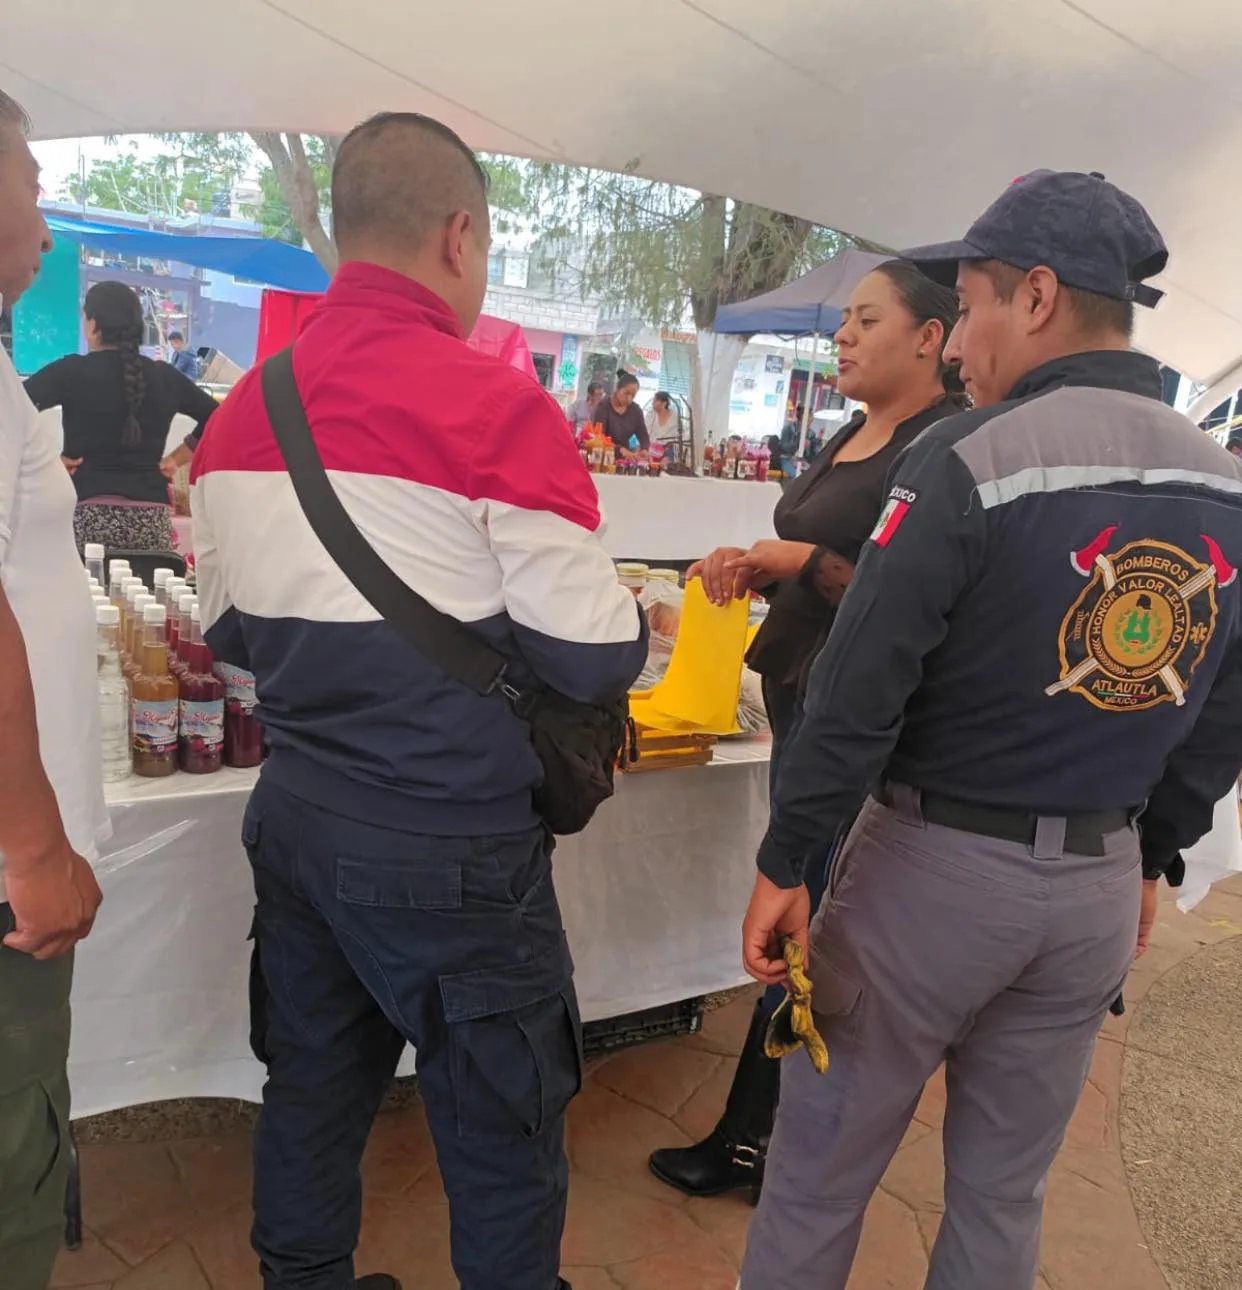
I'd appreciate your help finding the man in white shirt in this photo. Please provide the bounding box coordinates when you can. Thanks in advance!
[0,88,109,1290]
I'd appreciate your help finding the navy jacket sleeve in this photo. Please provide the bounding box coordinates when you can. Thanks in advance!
[756,432,987,888]
[1137,635,1242,885]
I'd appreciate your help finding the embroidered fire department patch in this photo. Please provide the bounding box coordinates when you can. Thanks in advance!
[1046,532,1233,712]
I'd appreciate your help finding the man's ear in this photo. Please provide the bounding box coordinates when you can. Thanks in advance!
[1023,266,1061,335]
[443,209,472,277]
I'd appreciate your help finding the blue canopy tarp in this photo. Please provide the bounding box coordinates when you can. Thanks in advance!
[46,216,330,294]
[713,248,890,336]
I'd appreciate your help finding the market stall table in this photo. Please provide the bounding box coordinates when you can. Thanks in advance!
[68,741,771,1118]
[594,475,780,562]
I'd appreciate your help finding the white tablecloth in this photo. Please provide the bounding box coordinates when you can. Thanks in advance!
[68,743,1240,1118]
[593,475,780,560]
[69,742,771,1118]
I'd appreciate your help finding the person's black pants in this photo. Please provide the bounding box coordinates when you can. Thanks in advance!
[243,778,579,1290]
[759,677,837,1019]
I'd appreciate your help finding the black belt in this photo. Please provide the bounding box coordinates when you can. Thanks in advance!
[879,784,1131,856]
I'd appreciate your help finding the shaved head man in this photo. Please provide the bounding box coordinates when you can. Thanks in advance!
[189,110,645,1290]
[331,111,492,335]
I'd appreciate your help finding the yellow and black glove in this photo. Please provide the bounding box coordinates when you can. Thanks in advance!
[763,937,829,1074]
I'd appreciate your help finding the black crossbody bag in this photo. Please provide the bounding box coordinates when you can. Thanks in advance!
[260,347,637,835]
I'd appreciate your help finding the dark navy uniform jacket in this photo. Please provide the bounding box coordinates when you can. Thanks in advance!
[758,350,1242,889]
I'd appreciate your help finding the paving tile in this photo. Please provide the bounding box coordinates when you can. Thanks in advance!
[168,1132,253,1215]
[355,1195,456,1290]
[1041,1157,1167,1290]
[881,1128,945,1216]
[561,1174,702,1267]
[911,1065,946,1130]
[182,1201,259,1289]
[684,1192,756,1267]
[669,1055,735,1144]
[51,1229,129,1287]
[79,1140,201,1266]
[561,1270,619,1290]
[682,993,759,1058]
[360,1104,439,1199]
[567,1082,692,1204]
[609,1223,740,1289]
[592,1037,723,1120]
[845,1189,929,1289]
[113,1240,211,1290]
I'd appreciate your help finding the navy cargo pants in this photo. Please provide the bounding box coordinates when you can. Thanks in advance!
[242,778,581,1290]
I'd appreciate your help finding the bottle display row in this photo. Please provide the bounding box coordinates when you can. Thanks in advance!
[86,545,264,782]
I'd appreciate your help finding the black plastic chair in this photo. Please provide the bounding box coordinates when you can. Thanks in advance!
[103,549,187,587]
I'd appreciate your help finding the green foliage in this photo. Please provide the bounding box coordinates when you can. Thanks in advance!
[517,163,857,332]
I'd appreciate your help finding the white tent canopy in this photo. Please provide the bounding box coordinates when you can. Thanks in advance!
[6,0,1242,394]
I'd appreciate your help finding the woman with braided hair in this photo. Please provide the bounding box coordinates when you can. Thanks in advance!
[24,280,219,553]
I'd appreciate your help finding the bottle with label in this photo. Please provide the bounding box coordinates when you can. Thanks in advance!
[131,604,179,778]
[125,594,155,679]
[95,604,132,783]
[84,543,107,587]
[216,660,265,768]
[179,605,224,774]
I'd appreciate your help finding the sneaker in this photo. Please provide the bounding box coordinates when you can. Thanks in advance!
[356,1277,402,1290]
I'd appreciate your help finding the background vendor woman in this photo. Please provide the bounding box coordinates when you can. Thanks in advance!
[649,260,966,1203]
[594,370,649,456]
[24,280,218,554]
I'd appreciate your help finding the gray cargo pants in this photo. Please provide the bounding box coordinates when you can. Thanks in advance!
[741,789,1141,1290]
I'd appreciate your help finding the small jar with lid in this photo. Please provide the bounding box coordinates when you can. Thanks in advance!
[616,562,649,595]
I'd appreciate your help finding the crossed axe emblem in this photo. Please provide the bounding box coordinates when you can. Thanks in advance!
[1045,529,1235,706]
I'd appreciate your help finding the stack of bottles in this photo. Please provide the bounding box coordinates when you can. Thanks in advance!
[702,438,772,482]
[85,550,265,781]
[575,423,667,477]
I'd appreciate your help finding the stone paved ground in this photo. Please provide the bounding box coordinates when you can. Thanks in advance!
[53,872,1242,1290]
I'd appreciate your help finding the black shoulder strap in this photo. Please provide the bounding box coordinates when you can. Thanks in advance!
[260,346,509,697]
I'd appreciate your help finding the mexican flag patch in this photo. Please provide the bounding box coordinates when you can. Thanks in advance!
[870,488,916,547]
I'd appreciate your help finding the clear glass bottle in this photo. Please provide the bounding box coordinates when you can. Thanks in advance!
[108,563,132,611]
[96,604,133,783]
[131,605,179,778]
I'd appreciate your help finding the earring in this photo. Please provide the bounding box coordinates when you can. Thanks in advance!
[917,350,926,359]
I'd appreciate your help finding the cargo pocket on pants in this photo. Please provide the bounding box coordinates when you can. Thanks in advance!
[246,917,271,1066]
[0,1080,67,1247]
[440,937,582,1138]
[806,954,864,1046]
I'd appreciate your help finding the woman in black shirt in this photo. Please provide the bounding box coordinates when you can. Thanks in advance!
[594,370,649,456]
[650,260,966,1203]
[24,280,218,554]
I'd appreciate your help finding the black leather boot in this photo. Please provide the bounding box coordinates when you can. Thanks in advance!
[648,999,781,1204]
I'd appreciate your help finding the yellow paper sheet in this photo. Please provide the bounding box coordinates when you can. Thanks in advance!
[631,580,750,735]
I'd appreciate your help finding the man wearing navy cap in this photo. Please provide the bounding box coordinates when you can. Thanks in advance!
[738,171,1242,1289]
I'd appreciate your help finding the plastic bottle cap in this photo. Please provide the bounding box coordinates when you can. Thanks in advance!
[190,603,202,623]
[126,584,145,606]
[91,590,110,602]
[108,559,131,574]
[132,594,156,616]
[143,604,168,625]
[84,543,105,559]
[96,604,120,626]
[152,568,174,588]
[178,593,196,612]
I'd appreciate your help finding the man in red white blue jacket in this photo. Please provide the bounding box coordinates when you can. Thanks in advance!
[190,113,646,1290]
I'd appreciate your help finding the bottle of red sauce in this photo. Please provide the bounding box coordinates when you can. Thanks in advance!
[215,658,265,768]
[178,604,225,774]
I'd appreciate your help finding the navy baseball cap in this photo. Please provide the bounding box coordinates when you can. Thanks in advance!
[902,170,1168,308]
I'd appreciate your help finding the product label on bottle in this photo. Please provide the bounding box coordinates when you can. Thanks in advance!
[214,663,258,711]
[180,699,225,750]
[132,700,178,753]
